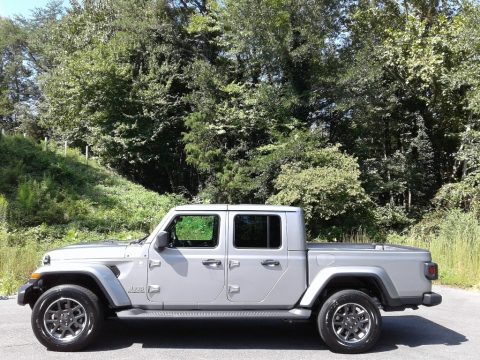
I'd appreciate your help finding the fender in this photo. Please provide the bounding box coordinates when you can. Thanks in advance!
[299,266,400,308]
[33,263,131,308]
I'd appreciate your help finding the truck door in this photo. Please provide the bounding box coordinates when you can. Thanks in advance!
[147,212,226,307]
[226,211,289,304]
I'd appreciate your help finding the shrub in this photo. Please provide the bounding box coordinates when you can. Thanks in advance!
[268,146,374,239]
[434,171,480,215]
[373,204,415,232]
[11,176,65,227]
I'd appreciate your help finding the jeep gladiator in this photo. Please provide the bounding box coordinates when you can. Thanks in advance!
[17,204,442,353]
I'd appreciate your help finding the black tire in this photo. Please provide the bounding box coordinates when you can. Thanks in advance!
[31,285,104,351]
[317,289,382,354]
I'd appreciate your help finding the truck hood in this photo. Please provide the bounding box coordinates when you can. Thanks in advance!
[46,240,131,261]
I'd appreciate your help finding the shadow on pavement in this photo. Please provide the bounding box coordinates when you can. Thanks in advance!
[86,315,467,352]
[373,315,467,352]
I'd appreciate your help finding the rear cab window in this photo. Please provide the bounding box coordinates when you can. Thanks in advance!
[234,214,281,248]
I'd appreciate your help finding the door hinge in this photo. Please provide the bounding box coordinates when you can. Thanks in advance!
[147,285,161,294]
[149,259,161,270]
[229,260,240,269]
[228,285,240,293]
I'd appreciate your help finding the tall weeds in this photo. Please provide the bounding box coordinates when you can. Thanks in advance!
[388,210,480,288]
[330,209,480,288]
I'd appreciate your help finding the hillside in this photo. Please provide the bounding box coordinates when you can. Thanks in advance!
[0,135,184,294]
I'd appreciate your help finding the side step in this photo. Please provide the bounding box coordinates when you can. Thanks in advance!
[116,308,311,320]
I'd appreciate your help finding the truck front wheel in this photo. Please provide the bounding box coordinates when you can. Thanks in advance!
[31,284,104,351]
[317,289,382,353]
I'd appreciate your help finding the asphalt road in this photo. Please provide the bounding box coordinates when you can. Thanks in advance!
[0,285,478,360]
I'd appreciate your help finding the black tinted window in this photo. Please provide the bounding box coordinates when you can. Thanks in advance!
[234,215,281,248]
[168,215,219,248]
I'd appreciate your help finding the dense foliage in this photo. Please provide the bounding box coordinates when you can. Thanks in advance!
[1,0,480,240]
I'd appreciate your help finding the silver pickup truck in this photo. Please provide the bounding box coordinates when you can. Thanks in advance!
[17,204,441,353]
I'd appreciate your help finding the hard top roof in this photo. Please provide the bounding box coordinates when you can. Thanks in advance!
[174,204,301,212]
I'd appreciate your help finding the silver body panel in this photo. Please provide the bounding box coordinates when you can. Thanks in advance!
[33,205,435,314]
[33,263,132,307]
[304,243,432,305]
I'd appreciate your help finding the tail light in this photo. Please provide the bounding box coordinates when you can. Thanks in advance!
[424,262,438,280]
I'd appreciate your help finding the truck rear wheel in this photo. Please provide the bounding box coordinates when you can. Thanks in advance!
[317,289,381,353]
[31,284,104,351]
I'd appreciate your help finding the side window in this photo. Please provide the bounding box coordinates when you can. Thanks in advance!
[234,215,281,249]
[167,215,219,248]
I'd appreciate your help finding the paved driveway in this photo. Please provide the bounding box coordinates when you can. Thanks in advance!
[0,286,478,360]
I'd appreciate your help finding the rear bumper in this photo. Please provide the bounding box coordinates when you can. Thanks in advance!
[385,291,442,311]
[422,292,442,307]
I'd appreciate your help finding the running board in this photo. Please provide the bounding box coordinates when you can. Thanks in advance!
[116,308,311,320]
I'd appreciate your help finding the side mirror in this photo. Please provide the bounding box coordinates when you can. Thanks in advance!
[154,231,169,251]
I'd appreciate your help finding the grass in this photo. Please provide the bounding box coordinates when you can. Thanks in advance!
[0,240,41,295]
[337,209,480,289]
[0,135,185,294]
[387,210,480,289]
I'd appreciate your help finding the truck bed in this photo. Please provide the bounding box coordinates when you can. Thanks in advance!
[306,242,432,298]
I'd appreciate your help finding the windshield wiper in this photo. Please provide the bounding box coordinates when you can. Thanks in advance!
[130,234,149,245]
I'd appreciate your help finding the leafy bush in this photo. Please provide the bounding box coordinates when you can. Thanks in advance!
[373,204,415,232]
[268,145,374,239]
[434,171,480,214]
[12,176,66,226]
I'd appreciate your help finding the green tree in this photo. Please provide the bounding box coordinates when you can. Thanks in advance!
[184,0,342,201]
[40,0,197,192]
[0,1,64,136]
[3,0,480,240]
[332,1,466,221]
[0,17,34,129]
[268,145,373,239]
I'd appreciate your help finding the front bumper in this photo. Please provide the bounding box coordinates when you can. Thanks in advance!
[422,292,442,307]
[17,281,34,306]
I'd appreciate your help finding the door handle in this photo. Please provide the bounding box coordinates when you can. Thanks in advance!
[261,259,280,267]
[202,259,222,267]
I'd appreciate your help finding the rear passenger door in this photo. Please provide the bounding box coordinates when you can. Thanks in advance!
[226,211,288,304]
